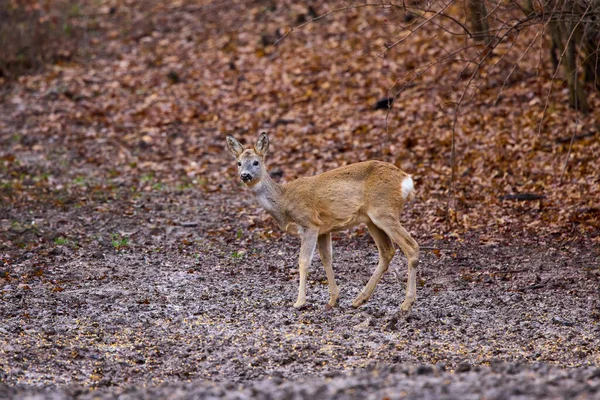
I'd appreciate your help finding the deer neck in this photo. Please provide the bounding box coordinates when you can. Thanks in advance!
[250,174,286,226]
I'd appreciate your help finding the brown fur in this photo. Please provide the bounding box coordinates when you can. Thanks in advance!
[282,161,410,233]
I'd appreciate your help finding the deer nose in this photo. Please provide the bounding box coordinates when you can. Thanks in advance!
[241,173,252,182]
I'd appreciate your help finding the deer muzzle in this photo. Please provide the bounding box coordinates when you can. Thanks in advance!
[241,173,253,183]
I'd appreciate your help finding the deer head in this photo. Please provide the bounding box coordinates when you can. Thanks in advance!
[226,132,270,187]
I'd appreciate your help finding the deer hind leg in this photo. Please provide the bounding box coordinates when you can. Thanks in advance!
[368,213,419,314]
[318,233,339,308]
[294,229,318,309]
[351,221,396,308]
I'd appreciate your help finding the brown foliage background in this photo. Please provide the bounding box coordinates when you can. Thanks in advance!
[1,0,599,245]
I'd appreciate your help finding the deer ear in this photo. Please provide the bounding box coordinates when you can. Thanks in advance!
[226,135,244,157]
[254,132,269,156]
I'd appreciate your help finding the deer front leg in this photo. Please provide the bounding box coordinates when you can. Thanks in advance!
[294,229,318,309]
[318,233,339,308]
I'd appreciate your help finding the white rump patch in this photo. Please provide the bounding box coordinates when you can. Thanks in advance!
[401,176,414,199]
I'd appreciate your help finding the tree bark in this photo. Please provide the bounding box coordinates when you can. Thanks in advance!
[549,19,590,113]
[563,22,590,113]
[466,0,490,44]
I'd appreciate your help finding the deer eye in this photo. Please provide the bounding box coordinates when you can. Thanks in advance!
[237,161,241,166]
[253,161,259,166]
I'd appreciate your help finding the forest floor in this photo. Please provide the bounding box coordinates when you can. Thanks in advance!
[1,0,600,398]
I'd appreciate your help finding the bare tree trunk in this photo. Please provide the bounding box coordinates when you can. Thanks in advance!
[549,20,562,70]
[582,34,600,89]
[549,18,591,113]
[564,22,590,113]
[466,0,490,44]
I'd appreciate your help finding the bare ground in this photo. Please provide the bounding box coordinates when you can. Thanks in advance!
[1,188,599,399]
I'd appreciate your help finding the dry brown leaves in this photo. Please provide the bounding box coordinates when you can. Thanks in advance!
[0,0,598,244]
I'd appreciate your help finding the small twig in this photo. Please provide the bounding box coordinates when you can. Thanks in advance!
[447,51,486,217]
[445,15,525,217]
[468,30,523,105]
[275,0,466,53]
[396,2,473,37]
[469,15,540,104]
[555,130,597,143]
[594,35,600,88]
[275,2,405,46]
[275,4,368,46]
[408,12,468,37]
[375,0,455,58]
[518,282,546,291]
[492,29,541,105]
[500,193,546,201]
[382,44,479,137]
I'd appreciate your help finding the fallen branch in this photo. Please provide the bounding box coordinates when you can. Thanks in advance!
[499,193,546,201]
[555,130,597,143]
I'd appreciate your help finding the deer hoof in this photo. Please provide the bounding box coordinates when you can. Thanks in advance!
[399,300,414,319]
[400,299,414,313]
[398,308,411,320]
[293,300,307,309]
[351,296,367,308]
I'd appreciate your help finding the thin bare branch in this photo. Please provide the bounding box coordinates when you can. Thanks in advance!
[275,1,455,46]
[398,4,473,37]
[382,43,481,137]
[375,0,456,58]
[275,3,375,46]
[492,29,542,105]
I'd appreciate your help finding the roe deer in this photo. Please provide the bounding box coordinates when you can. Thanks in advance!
[226,132,419,315]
